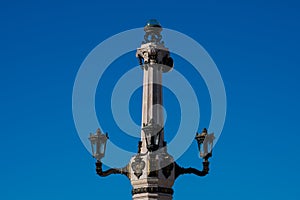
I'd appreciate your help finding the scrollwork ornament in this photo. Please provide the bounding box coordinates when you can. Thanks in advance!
[131,155,145,179]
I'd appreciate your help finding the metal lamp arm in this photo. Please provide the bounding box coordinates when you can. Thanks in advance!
[174,160,210,179]
[96,161,129,178]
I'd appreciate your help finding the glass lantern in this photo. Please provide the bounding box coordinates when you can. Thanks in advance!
[89,128,108,161]
[142,119,163,152]
[195,128,215,158]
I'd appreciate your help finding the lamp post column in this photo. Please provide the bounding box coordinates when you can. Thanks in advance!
[140,57,164,153]
[129,19,175,200]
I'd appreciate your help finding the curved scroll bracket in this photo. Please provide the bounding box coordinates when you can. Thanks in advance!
[174,161,210,179]
[96,161,129,179]
[174,152,212,179]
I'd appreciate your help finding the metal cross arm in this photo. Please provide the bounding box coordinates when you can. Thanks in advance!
[95,161,129,178]
[174,155,211,179]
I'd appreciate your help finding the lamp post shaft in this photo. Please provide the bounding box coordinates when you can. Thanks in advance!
[140,52,164,153]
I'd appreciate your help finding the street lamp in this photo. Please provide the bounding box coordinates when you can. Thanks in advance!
[87,20,217,199]
[88,128,108,161]
[142,119,163,152]
[174,127,215,179]
[89,128,128,177]
[195,128,215,160]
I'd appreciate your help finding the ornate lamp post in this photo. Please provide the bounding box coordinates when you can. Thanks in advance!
[89,19,215,199]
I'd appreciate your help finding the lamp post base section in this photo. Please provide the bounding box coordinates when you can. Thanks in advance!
[129,151,175,200]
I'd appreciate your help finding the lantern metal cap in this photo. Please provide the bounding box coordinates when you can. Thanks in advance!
[145,19,162,28]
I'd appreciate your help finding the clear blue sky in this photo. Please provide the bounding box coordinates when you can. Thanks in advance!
[1,0,299,199]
